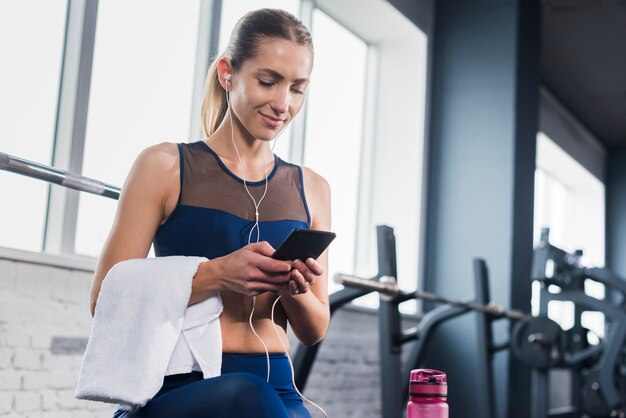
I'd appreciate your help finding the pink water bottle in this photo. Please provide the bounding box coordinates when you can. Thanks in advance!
[407,369,448,418]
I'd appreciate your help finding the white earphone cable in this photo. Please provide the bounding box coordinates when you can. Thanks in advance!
[271,296,329,417]
[226,77,327,417]
[226,86,271,381]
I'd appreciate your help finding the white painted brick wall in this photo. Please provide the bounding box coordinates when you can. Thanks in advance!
[0,258,115,418]
[0,256,398,418]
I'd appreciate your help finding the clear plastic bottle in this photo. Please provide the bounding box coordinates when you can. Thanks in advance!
[407,369,448,418]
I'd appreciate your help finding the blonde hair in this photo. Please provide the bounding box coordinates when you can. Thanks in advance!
[200,8,313,138]
[201,59,228,138]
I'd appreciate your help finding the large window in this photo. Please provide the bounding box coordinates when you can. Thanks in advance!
[75,0,201,257]
[0,0,67,252]
[303,9,368,293]
[1,1,430,315]
[533,132,605,337]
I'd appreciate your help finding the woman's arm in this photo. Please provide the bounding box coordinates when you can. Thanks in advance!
[279,167,332,346]
[89,142,180,317]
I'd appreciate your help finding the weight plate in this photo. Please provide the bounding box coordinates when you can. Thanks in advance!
[512,316,565,369]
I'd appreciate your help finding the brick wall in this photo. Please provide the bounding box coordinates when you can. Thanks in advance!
[300,307,385,418]
[0,257,112,418]
[0,255,402,418]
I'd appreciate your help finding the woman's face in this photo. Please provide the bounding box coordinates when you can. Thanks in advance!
[227,38,313,142]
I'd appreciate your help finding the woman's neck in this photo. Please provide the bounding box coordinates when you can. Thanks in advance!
[204,120,276,183]
[207,118,274,164]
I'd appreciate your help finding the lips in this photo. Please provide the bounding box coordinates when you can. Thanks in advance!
[259,112,285,128]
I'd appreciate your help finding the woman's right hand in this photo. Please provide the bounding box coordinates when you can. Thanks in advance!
[214,241,293,296]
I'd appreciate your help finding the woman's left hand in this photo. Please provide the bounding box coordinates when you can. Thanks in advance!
[285,258,324,296]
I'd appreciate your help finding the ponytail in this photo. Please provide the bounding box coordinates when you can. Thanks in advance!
[200,57,228,138]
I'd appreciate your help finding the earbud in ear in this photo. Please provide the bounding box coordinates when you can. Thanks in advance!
[224,73,232,91]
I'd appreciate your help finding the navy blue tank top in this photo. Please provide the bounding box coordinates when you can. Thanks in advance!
[153,140,311,259]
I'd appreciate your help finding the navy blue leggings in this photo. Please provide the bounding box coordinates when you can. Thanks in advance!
[112,353,312,418]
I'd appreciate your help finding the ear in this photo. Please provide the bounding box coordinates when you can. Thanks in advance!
[217,57,233,91]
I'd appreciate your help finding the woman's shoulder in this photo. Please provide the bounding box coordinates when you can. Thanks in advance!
[138,141,180,164]
[125,141,182,198]
[128,141,182,179]
[301,166,329,191]
[301,166,330,207]
[300,166,330,229]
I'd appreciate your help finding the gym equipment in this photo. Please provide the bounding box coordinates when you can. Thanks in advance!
[294,225,626,418]
[293,225,514,418]
[529,229,626,418]
[0,151,120,198]
[511,316,565,369]
[334,273,525,320]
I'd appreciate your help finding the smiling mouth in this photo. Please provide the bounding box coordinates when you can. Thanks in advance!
[259,112,285,128]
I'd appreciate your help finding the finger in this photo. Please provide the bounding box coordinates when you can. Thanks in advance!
[276,281,296,296]
[291,269,310,293]
[247,241,275,257]
[304,258,324,275]
[289,280,299,295]
[250,269,292,284]
[253,253,292,273]
[292,260,317,285]
[292,259,307,273]
[301,269,317,286]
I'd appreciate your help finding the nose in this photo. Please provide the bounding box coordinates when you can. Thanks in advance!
[270,86,289,115]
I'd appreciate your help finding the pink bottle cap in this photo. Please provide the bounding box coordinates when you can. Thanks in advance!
[409,369,447,397]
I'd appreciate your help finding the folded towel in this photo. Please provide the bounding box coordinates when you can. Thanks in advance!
[74,256,223,410]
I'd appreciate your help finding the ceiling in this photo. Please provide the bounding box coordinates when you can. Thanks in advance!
[542,0,626,151]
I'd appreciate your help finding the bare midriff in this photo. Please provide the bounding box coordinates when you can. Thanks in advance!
[219,290,290,353]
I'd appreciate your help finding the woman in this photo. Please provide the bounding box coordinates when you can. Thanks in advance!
[89,8,331,418]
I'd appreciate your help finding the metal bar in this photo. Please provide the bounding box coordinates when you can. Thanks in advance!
[334,273,527,320]
[546,406,577,417]
[0,152,120,200]
[531,369,549,418]
[380,297,402,418]
[584,267,626,295]
[473,259,497,418]
[377,225,401,418]
[491,341,510,352]
[377,225,397,278]
[328,284,373,313]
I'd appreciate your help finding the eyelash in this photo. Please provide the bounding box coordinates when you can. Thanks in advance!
[258,80,304,95]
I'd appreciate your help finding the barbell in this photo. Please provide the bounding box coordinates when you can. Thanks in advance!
[334,273,571,369]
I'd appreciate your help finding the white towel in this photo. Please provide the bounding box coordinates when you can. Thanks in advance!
[74,256,223,410]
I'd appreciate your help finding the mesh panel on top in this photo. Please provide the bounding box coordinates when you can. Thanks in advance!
[179,141,310,224]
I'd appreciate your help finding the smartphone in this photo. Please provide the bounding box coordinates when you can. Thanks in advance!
[271,229,336,261]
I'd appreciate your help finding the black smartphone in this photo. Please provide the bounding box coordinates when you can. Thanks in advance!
[271,229,336,261]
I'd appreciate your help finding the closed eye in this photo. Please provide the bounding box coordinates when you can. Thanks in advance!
[259,78,305,95]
